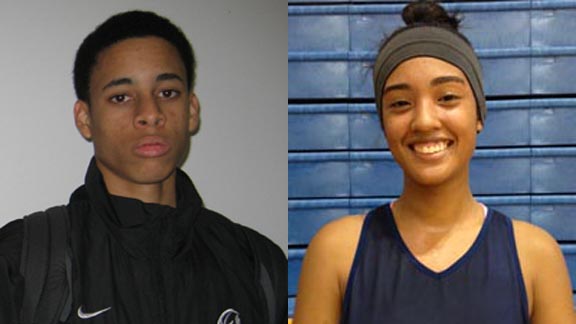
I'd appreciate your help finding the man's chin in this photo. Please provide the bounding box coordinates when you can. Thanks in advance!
[131,165,178,185]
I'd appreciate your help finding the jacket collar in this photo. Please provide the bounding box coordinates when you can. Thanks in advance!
[70,157,204,258]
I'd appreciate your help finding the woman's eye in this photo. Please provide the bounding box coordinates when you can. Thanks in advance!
[389,100,410,109]
[439,94,460,103]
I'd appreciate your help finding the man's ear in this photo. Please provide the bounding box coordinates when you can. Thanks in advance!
[74,100,93,141]
[188,93,201,135]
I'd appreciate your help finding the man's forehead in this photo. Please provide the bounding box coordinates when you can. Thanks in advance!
[92,38,184,79]
[100,73,185,92]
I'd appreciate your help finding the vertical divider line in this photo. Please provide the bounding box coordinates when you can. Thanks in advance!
[346,3,353,212]
[528,0,534,224]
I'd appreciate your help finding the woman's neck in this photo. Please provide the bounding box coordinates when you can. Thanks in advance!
[394,175,480,228]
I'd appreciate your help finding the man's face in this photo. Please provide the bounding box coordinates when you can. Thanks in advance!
[74,36,199,192]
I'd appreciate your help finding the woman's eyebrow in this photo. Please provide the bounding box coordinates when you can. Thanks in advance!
[430,75,465,87]
[383,83,410,95]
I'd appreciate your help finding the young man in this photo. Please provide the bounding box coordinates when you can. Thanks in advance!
[0,11,286,324]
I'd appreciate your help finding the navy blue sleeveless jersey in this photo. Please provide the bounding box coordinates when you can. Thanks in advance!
[341,204,529,324]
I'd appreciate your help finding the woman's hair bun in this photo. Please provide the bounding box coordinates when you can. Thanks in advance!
[402,0,460,30]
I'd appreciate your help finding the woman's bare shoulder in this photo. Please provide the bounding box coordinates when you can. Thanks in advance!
[305,214,366,273]
[512,219,561,255]
[311,214,366,249]
[511,219,565,277]
[512,219,575,322]
[293,214,367,323]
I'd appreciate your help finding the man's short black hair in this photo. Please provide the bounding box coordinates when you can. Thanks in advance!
[73,10,196,102]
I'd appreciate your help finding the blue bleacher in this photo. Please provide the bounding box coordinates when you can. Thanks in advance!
[288,0,576,317]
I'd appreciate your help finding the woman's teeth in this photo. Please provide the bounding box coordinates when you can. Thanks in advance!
[413,141,448,154]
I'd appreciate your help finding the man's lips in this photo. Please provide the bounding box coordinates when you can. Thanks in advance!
[134,136,170,158]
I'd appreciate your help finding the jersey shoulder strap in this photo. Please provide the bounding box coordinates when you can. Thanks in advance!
[20,206,73,324]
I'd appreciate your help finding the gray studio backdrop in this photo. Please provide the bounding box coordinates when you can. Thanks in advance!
[0,0,287,253]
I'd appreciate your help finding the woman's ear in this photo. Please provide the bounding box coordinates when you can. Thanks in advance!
[380,114,387,137]
[476,120,483,134]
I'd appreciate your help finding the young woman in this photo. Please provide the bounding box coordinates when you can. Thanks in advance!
[293,1,575,323]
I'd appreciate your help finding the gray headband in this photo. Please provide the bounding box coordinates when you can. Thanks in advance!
[373,26,486,124]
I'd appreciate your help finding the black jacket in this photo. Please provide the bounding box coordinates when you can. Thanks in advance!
[0,160,287,323]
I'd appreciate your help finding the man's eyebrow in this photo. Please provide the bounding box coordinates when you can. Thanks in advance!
[156,73,184,83]
[101,73,184,91]
[102,78,132,91]
[383,83,410,95]
[430,76,465,87]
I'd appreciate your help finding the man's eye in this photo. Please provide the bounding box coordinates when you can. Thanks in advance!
[110,94,129,104]
[159,89,180,99]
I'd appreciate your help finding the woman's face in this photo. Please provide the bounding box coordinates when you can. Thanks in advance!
[380,57,483,188]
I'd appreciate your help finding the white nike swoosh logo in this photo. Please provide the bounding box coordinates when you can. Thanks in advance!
[77,305,112,319]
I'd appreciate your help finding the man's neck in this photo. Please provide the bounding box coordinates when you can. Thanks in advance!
[97,162,178,207]
[106,181,177,207]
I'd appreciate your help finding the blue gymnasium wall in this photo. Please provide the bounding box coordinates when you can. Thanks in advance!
[288,0,576,315]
